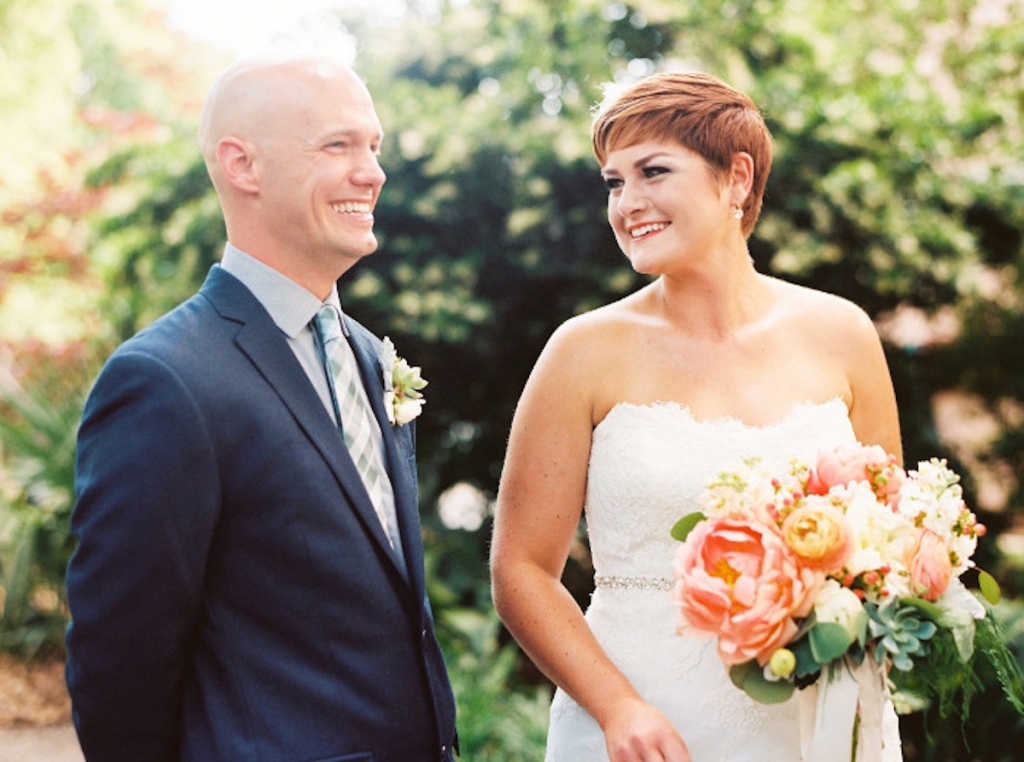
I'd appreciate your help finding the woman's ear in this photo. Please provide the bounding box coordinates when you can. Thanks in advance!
[729,151,755,206]
[217,137,260,194]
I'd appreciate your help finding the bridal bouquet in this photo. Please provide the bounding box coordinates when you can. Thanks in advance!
[670,443,1023,722]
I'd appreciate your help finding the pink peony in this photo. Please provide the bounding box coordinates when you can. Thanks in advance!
[905,528,953,602]
[781,503,854,574]
[673,518,823,666]
[807,443,905,508]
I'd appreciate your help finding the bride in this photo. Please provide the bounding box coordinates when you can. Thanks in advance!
[490,71,904,761]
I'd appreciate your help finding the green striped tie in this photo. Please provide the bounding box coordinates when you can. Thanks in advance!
[315,305,393,547]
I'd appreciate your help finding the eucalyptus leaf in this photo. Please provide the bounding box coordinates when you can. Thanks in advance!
[671,512,705,542]
[791,636,822,678]
[729,661,796,704]
[901,597,944,622]
[979,569,1001,605]
[809,622,853,664]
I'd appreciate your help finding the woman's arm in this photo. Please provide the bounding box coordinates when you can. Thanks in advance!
[490,320,690,762]
[841,304,903,464]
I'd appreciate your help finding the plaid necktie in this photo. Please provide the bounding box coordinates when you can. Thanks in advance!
[314,305,396,548]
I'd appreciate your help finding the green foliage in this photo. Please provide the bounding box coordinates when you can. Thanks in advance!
[670,511,703,541]
[0,0,82,202]
[424,520,550,758]
[86,137,225,340]
[809,621,855,664]
[898,601,1024,762]
[437,607,551,760]
[0,356,94,656]
[729,659,795,704]
[980,568,1002,605]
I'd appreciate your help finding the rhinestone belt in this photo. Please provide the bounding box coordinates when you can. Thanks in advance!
[594,575,675,591]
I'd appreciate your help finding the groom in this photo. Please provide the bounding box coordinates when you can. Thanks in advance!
[64,55,457,761]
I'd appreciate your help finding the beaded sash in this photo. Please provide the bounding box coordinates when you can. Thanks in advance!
[593,575,675,592]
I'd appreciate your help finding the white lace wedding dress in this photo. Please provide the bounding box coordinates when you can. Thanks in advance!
[545,398,903,762]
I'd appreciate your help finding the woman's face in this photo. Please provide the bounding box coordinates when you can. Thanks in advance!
[600,139,736,276]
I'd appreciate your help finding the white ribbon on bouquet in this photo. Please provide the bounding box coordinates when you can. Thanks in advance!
[797,656,887,762]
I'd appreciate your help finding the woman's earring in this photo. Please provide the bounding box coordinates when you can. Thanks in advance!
[732,206,744,220]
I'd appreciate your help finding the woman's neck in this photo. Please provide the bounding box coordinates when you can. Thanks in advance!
[649,254,772,341]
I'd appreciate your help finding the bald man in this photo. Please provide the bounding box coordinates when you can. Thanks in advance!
[65,56,458,762]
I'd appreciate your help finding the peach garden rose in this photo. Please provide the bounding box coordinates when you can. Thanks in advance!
[781,499,854,574]
[807,443,904,508]
[672,517,822,666]
[905,528,954,602]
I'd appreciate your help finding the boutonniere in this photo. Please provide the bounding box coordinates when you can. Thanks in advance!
[380,337,427,426]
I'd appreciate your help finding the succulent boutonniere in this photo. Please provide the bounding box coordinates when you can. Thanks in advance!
[380,337,427,426]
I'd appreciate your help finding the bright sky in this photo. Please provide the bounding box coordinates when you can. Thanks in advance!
[163,0,410,59]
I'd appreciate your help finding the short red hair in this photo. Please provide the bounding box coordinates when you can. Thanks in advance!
[591,71,773,237]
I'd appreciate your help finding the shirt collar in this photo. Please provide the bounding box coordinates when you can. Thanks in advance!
[220,243,340,338]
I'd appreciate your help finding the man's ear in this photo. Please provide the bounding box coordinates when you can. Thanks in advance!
[729,151,755,205]
[217,137,259,194]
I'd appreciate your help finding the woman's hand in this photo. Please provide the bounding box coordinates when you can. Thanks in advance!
[602,697,693,762]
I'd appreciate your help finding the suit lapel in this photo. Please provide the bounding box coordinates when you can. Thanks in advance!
[200,268,408,581]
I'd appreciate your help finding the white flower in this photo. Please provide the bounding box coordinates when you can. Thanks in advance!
[897,458,977,575]
[700,457,800,523]
[392,394,425,426]
[897,459,963,528]
[935,578,987,662]
[380,336,427,426]
[836,481,915,577]
[813,579,866,645]
[950,534,979,575]
[380,337,398,388]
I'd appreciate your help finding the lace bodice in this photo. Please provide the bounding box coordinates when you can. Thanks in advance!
[546,398,902,762]
[585,398,856,581]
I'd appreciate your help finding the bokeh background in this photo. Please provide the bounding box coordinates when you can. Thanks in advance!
[1,0,1023,759]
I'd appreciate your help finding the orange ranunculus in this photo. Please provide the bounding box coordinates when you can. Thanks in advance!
[781,502,854,575]
[905,528,953,602]
[672,518,823,666]
[807,443,905,508]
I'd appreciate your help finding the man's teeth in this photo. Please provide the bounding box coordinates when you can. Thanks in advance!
[630,222,667,238]
[331,202,372,214]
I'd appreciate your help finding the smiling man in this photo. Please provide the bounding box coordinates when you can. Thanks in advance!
[65,56,457,762]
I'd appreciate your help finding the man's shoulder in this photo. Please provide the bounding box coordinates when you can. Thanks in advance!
[118,268,264,355]
[120,292,221,353]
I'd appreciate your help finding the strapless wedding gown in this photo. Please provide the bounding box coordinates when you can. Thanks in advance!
[545,398,902,762]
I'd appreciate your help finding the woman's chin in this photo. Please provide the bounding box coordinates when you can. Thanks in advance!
[627,256,666,276]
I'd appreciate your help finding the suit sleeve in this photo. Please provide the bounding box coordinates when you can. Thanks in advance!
[66,349,220,762]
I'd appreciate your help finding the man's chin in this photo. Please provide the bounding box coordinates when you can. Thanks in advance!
[341,237,380,261]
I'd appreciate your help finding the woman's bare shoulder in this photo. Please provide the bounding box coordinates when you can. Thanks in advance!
[769,277,876,340]
[544,287,655,354]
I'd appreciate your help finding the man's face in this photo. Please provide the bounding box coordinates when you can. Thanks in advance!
[257,64,387,281]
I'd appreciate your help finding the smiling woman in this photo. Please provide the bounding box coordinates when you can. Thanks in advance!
[490,70,906,762]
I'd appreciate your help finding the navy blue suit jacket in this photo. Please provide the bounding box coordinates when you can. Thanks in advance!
[65,266,457,762]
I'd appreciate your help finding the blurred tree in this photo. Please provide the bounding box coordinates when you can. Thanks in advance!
[339,0,1024,567]
[339,2,1024,756]
[0,0,225,343]
[0,0,226,655]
